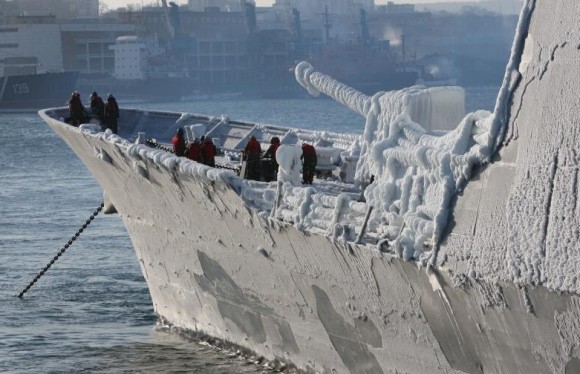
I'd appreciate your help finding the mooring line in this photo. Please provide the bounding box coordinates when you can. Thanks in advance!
[17,202,105,299]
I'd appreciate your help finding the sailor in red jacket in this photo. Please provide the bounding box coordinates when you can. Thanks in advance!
[244,135,262,180]
[186,138,202,162]
[68,91,86,126]
[172,128,186,157]
[301,143,317,184]
[104,94,120,134]
[201,136,217,167]
[89,91,105,122]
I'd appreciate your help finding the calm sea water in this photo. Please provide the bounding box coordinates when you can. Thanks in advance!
[0,89,498,373]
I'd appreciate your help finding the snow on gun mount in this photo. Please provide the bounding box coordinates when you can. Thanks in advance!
[296,61,495,264]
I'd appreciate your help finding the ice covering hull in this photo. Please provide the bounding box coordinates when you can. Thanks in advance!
[438,0,580,296]
[37,109,580,373]
[37,0,580,372]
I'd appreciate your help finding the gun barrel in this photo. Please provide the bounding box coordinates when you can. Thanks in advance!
[295,61,371,118]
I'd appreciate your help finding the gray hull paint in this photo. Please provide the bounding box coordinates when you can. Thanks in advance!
[0,71,78,110]
[39,115,580,373]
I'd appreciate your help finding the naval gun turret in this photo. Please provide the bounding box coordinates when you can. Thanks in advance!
[295,60,494,264]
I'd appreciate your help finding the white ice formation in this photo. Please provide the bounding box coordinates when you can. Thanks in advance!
[287,0,542,268]
[276,145,303,185]
[295,59,505,264]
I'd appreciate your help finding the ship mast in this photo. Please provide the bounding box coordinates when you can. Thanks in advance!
[323,5,331,43]
[292,8,303,59]
[160,0,175,39]
[360,8,370,48]
[401,33,406,65]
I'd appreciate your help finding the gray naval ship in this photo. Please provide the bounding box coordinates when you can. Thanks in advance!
[38,0,580,372]
[0,71,78,111]
[0,60,77,111]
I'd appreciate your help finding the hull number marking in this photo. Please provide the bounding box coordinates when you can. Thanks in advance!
[12,83,30,95]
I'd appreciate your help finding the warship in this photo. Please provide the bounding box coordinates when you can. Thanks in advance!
[38,0,580,372]
[0,70,78,111]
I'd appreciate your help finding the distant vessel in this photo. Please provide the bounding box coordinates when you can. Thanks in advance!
[79,73,195,103]
[0,57,77,111]
[38,1,580,372]
[307,42,418,95]
[282,6,418,97]
[78,35,195,102]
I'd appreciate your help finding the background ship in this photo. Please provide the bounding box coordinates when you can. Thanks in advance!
[0,57,77,111]
[307,42,418,95]
[267,6,419,97]
[76,31,196,102]
[78,73,195,103]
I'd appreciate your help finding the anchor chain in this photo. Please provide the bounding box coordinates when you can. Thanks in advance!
[214,163,241,174]
[17,202,105,299]
[146,138,172,152]
[146,138,240,174]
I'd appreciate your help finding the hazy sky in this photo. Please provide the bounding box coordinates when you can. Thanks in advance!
[102,0,480,9]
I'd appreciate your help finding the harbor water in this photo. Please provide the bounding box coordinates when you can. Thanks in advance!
[0,89,497,373]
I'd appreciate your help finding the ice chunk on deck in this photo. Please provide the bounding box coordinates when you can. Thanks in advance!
[276,145,302,185]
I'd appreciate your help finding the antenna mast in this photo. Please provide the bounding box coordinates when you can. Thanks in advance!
[324,5,331,42]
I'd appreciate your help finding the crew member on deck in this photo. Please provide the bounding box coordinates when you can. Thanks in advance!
[68,91,86,126]
[262,136,280,181]
[301,143,317,185]
[201,137,217,167]
[244,135,261,180]
[104,94,119,134]
[186,138,202,162]
[172,128,186,157]
[89,92,105,122]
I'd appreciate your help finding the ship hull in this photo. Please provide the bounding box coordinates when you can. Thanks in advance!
[0,72,78,111]
[37,109,580,373]
[37,0,580,371]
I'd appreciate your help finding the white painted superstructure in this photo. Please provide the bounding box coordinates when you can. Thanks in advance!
[111,36,164,80]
